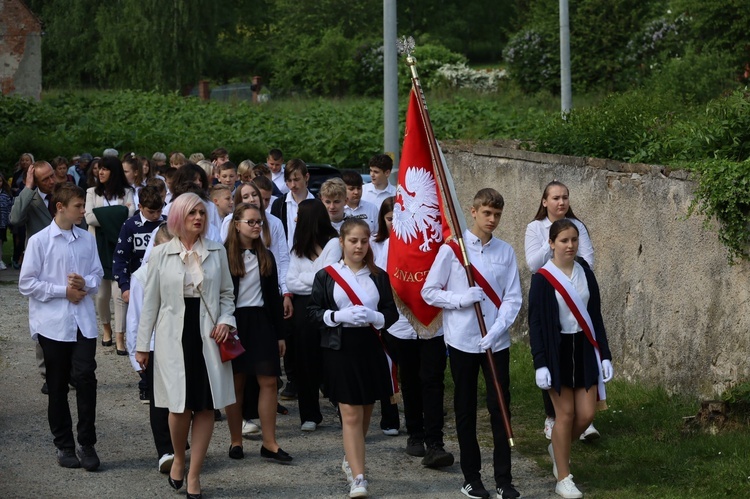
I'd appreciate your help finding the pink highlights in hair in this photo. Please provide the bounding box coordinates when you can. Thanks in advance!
[167,192,208,239]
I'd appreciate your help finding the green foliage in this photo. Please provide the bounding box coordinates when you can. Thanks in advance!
[686,159,750,263]
[503,28,559,94]
[398,44,467,94]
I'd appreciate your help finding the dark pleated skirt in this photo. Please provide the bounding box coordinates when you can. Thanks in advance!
[322,326,393,405]
[558,331,586,389]
[232,306,281,377]
[182,298,214,411]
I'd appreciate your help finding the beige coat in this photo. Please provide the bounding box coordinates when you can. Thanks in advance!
[136,236,237,412]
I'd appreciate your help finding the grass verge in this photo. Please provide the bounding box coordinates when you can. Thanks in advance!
[446,342,750,498]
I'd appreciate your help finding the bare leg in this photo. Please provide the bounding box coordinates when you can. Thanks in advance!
[340,403,371,478]
[572,387,597,438]
[258,374,279,450]
[102,323,113,344]
[549,387,575,480]
[186,409,214,495]
[168,411,192,481]
[226,373,246,448]
[115,331,126,351]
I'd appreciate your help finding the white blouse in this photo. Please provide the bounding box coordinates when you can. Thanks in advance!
[554,261,590,334]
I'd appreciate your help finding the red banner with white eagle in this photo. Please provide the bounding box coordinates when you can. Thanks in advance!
[387,89,453,336]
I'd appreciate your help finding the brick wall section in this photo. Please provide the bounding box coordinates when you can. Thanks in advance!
[0,0,42,99]
[438,140,750,398]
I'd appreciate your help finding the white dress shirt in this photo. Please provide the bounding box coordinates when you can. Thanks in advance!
[236,250,264,308]
[286,238,341,295]
[126,265,154,372]
[421,230,522,353]
[271,168,289,194]
[283,190,315,250]
[555,261,590,334]
[344,200,379,234]
[361,182,396,211]
[524,217,594,273]
[19,221,104,341]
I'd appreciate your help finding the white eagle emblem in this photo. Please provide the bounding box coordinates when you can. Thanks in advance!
[392,167,443,252]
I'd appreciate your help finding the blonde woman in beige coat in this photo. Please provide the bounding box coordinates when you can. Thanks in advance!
[136,193,236,499]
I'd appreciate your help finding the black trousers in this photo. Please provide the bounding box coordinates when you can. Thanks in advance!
[384,332,447,446]
[38,331,97,450]
[448,346,512,488]
[282,315,295,384]
[145,351,173,458]
[292,295,322,424]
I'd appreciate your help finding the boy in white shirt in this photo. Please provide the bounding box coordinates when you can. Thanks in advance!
[19,183,104,471]
[319,177,347,233]
[421,188,522,499]
[270,159,315,250]
[361,154,396,210]
[210,184,234,219]
[341,170,379,234]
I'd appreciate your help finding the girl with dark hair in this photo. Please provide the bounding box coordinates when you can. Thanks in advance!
[223,203,292,463]
[528,219,613,499]
[307,218,399,498]
[285,199,340,433]
[86,158,100,189]
[140,156,155,183]
[85,155,135,352]
[369,196,394,259]
[10,153,34,268]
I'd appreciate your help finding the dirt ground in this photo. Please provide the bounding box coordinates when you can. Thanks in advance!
[0,274,556,498]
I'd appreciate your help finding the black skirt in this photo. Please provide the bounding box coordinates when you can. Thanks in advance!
[322,326,393,405]
[182,298,214,411]
[557,331,586,389]
[232,306,281,377]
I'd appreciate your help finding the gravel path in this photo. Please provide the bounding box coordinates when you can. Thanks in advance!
[0,275,556,498]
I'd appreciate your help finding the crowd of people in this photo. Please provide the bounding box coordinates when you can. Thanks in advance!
[7,145,614,499]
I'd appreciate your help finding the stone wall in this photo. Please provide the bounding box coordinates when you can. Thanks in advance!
[441,141,750,398]
[0,0,42,100]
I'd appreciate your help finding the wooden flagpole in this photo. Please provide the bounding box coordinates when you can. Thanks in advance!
[404,54,515,447]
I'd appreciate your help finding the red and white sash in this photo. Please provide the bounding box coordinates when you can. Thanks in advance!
[447,239,503,309]
[537,261,606,406]
[324,264,400,396]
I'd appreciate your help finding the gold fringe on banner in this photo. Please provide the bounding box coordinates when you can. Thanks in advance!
[391,291,443,339]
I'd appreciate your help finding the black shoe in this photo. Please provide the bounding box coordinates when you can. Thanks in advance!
[41,382,49,395]
[76,444,100,471]
[56,447,81,468]
[228,445,244,459]
[406,436,426,457]
[168,474,183,490]
[421,444,454,468]
[116,349,128,356]
[497,484,521,499]
[260,445,293,463]
[214,409,222,421]
[101,338,113,347]
[277,402,289,415]
[280,380,297,400]
[186,493,202,499]
[461,480,490,498]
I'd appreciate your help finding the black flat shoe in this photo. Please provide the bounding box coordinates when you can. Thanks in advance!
[101,339,113,347]
[116,349,128,356]
[277,403,289,415]
[260,445,293,463]
[186,493,202,499]
[168,475,183,490]
[228,445,244,459]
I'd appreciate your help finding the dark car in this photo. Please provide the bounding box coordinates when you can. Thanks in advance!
[306,163,342,197]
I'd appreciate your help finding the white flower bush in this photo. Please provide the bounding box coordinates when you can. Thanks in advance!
[435,63,507,92]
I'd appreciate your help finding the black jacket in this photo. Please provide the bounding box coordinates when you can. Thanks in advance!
[231,251,284,340]
[528,264,612,394]
[307,266,398,349]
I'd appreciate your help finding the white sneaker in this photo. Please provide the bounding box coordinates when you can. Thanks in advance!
[382,428,399,436]
[158,453,174,473]
[242,419,260,436]
[349,475,368,498]
[579,422,600,441]
[555,474,583,498]
[342,456,353,484]
[301,421,317,432]
[548,443,558,479]
[544,416,555,440]
[0,260,6,270]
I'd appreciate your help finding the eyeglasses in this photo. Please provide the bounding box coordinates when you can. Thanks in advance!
[236,219,263,227]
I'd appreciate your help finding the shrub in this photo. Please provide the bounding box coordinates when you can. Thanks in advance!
[502,28,559,94]
[434,64,507,93]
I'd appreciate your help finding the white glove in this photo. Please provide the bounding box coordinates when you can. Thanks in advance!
[535,367,552,390]
[363,307,381,324]
[478,322,502,351]
[601,359,614,382]
[458,286,484,308]
[334,306,367,325]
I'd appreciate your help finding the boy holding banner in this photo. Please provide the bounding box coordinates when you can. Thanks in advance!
[421,188,522,499]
